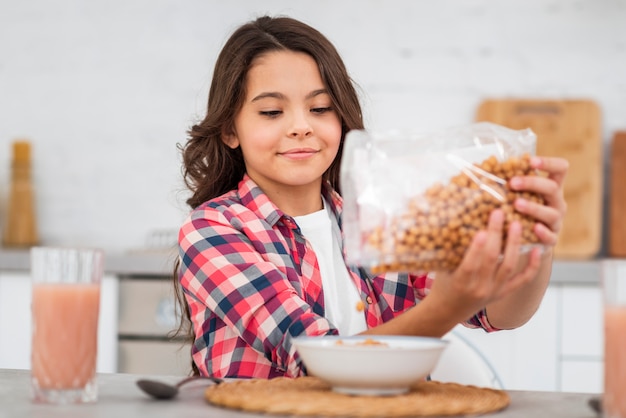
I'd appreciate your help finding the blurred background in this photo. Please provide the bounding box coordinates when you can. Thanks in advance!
[1,0,624,251]
[1,0,625,392]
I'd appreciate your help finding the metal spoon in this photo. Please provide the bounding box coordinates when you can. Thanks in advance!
[137,375,222,400]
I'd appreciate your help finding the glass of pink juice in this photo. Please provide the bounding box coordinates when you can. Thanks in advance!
[30,247,104,404]
[602,260,626,418]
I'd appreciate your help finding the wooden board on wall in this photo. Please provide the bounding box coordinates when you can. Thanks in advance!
[476,99,602,259]
[609,132,626,257]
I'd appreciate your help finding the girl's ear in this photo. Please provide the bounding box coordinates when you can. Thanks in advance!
[221,127,240,149]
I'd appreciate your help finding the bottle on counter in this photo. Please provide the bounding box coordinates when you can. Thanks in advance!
[3,140,39,247]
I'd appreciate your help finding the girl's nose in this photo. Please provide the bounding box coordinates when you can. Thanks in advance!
[288,112,313,138]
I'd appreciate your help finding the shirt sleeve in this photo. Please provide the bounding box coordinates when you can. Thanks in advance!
[178,205,335,377]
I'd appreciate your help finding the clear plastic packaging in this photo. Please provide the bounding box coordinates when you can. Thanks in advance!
[341,122,545,273]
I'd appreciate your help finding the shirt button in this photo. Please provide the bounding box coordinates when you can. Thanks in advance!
[366,296,373,304]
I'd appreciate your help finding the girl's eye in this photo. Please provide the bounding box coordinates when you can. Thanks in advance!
[311,107,333,114]
[260,110,282,117]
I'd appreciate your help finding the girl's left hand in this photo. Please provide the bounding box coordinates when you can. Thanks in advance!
[508,156,569,246]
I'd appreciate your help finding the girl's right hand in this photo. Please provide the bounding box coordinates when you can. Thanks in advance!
[427,208,543,324]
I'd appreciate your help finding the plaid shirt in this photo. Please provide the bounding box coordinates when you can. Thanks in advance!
[178,175,496,379]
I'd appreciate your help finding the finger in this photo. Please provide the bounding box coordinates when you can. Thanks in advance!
[497,246,542,298]
[456,210,504,281]
[509,175,558,197]
[457,230,488,275]
[533,222,560,246]
[509,175,566,213]
[485,209,504,261]
[497,221,523,280]
[514,195,563,244]
[514,197,563,231]
[479,209,506,273]
[530,156,569,186]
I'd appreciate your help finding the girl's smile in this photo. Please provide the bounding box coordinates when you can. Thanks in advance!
[278,147,320,160]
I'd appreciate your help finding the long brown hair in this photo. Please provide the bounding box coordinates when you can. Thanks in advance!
[172,15,364,375]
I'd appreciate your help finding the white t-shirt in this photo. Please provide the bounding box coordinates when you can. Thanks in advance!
[294,201,367,335]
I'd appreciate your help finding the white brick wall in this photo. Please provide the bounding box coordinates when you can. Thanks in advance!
[1,0,624,250]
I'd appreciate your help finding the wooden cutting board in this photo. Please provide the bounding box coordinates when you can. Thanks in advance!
[476,99,602,259]
[609,131,626,257]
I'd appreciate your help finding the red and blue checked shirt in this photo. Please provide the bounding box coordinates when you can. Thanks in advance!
[178,175,497,379]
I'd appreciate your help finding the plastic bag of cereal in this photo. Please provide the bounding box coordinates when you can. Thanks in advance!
[340,122,545,273]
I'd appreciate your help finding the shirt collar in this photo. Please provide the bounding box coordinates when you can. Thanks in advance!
[236,174,343,227]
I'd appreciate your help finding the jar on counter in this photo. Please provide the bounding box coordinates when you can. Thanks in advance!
[3,140,38,247]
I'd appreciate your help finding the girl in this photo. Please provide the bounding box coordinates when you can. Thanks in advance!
[174,15,568,379]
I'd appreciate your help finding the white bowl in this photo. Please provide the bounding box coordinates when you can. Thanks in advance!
[293,335,448,396]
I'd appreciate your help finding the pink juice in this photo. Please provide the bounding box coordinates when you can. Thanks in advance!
[604,305,626,418]
[31,283,100,390]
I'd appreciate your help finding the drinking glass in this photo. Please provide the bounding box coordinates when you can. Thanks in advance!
[30,247,104,404]
[602,259,626,418]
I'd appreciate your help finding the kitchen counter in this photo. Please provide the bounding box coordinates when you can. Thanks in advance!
[0,368,598,418]
[0,248,178,276]
[0,247,610,283]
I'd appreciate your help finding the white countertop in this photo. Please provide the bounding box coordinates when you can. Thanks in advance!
[0,368,599,418]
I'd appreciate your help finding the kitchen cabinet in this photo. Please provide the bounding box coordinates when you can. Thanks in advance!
[455,281,605,393]
[118,340,191,376]
[0,272,119,372]
[117,275,192,376]
[453,286,559,391]
[559,284,603,393]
